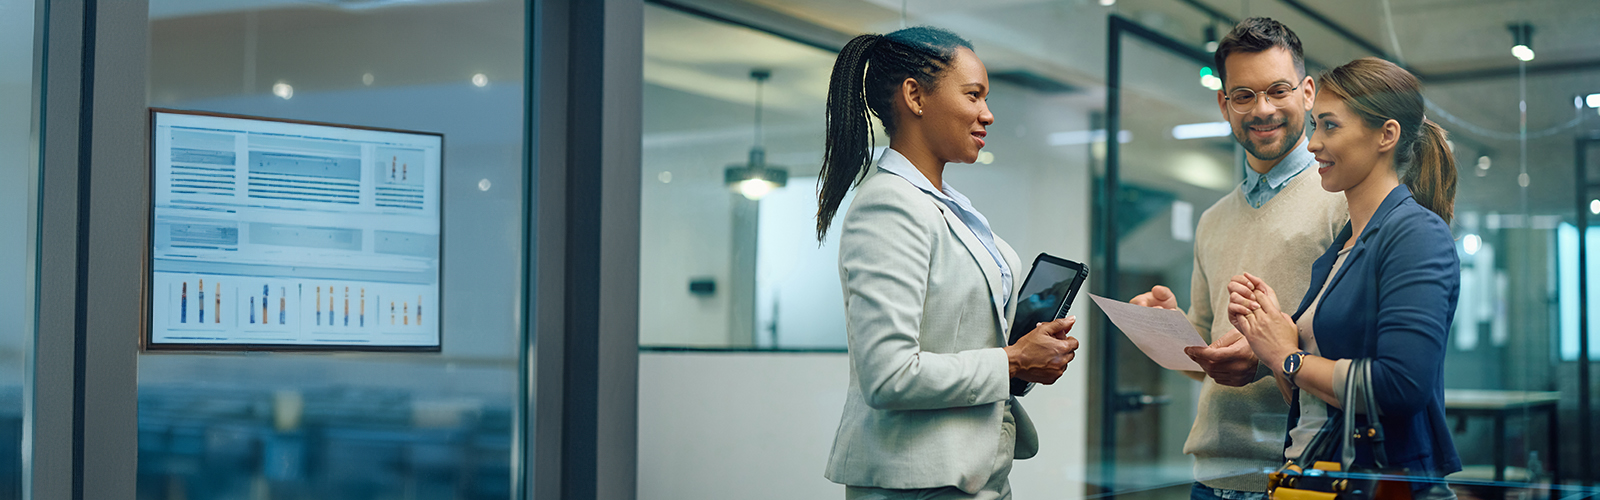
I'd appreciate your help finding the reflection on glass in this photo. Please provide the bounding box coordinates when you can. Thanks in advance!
[1557,224,1600,361]
[143,1,524,498]
[631,1,1600,497]
[638,4,837,348]
[0,0,36,496]
[1105,32,1243,494]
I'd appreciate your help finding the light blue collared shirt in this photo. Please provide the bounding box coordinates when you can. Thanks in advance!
[875,148,1012,311]
[1242,141,1315,209]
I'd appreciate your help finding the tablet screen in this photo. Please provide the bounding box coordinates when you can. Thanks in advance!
[1008,260,1081,344]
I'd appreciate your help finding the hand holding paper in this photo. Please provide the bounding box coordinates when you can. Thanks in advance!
[1184,329,1262,387]
[1089,294,1206,371]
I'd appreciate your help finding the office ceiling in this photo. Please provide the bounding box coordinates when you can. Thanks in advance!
[149,0,1600,219]
[663,0,1600,220]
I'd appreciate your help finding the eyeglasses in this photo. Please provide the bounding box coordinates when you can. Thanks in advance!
[1224,83,1300,114]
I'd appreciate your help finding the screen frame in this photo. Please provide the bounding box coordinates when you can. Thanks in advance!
[144,107,446,353]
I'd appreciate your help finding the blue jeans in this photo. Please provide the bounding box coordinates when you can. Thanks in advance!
[1190,483,1267,500]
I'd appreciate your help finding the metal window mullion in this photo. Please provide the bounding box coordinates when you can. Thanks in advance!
[1578,137,1593,488]
[31,0,87,497]
[31,0,145,498]
[528,1,642,499]
[79,0,146,496]
[528,0,572,498]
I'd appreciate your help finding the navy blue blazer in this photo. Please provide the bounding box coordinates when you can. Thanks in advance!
[1286,184,1461,477]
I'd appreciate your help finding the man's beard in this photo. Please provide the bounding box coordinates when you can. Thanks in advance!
[1233,114,1305,162]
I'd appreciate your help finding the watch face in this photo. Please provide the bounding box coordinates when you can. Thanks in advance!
[1283,352,1302,374]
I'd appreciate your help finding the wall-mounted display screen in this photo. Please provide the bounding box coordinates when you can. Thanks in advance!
[148,109,443,350]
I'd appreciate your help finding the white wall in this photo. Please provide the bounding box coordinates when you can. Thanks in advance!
[638,351,1090,500]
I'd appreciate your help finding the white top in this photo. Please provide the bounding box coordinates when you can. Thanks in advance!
[1285,246,1354,461]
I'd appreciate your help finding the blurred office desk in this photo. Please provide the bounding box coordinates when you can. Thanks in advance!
[1443,389,1560,484]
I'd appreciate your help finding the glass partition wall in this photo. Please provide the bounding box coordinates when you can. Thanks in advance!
[1099,18,1242,495]
[141,2,526,498]
[636,3,1097,498]
[1100,1,1600,498]
[5,1,1594,497]
[637,3,840,349]
[0,0,41,497]
[637,2,1096,354]
[637,0,1599,499]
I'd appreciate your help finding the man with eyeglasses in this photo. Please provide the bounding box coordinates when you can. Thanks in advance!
[1128,17,1349,500]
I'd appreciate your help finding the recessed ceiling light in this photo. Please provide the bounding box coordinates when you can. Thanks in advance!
[1049,130,1131,146]
[1172,122,1231,140]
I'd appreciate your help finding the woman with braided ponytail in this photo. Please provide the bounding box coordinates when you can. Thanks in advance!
[821,27,1079,499]
[1225,57,1461,498]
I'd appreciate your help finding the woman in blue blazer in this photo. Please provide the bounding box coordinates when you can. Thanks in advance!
[1225,57,1461,497]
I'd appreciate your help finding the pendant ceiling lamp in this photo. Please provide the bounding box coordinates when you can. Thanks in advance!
[725,68,788,200]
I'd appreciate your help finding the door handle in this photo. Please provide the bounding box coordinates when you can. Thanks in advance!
[1114,391,1172,413]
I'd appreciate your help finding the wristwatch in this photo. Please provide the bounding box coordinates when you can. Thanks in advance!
[1282,350,1312,384]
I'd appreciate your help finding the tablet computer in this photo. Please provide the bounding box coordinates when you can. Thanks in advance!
[1009,253,1088,396]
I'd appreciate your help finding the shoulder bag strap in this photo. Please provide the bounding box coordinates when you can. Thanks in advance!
[1361,358,1390,468]
[1340,358,1391,470]
[1339,358,1363,470]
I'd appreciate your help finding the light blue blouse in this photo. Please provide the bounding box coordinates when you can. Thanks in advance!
[875,148,1012,311]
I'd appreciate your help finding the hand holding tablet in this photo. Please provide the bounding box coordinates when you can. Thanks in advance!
[1007,253,1089,396]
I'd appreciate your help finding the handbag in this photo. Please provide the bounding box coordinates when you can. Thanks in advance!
[1267,358,1415,500]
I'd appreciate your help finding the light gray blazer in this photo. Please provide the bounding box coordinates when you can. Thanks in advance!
[824,168,1037,494]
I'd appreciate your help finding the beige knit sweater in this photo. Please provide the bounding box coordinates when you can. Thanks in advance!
[1183,167,1348,492]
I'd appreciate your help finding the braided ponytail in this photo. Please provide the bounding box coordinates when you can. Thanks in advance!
[815,27,972,242]
[817,34,883,242]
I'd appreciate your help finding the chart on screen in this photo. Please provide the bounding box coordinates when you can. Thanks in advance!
[148,110,442,349]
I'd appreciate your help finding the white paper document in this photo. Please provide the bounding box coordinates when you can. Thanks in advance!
[1089,294,1206,371]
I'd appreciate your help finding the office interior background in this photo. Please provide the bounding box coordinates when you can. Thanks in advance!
[3,0,1599,498]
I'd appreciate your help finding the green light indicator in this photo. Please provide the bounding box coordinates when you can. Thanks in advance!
[1200,67,1213,77]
